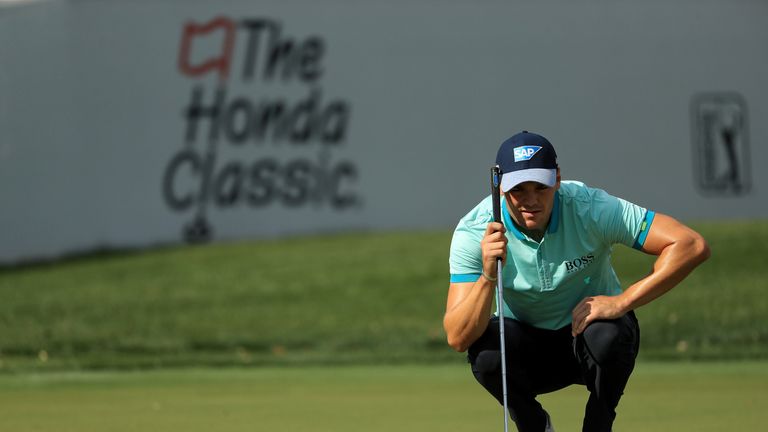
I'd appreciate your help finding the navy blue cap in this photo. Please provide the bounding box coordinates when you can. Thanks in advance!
[495,131,558,192]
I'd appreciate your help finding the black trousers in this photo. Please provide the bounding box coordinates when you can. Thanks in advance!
[467,312,639,432]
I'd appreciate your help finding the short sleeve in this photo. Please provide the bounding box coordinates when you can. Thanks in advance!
[448,217,486,283]
[589,188,655,249]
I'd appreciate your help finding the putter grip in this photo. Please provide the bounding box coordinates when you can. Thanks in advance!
[491,166,502,223]
[490,166,503,264]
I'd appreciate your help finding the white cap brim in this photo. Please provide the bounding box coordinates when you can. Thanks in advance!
[500,168,557,192]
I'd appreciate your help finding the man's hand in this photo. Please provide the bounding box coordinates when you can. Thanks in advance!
[443,222,507,352]
[571,295,627,337]
[481,222,507,278]
[570,213,710,338]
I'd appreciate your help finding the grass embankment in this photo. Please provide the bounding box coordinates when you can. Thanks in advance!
[0,221,766,370]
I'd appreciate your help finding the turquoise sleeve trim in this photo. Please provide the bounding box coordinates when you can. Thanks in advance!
[450,273,481,283]
[633,210,656,250]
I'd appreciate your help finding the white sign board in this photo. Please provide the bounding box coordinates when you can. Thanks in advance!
[1,0,766,263]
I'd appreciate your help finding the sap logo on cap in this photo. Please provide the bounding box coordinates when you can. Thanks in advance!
[513,146,542,162]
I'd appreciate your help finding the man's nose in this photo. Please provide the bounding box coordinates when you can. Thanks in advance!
[520,191,537,207]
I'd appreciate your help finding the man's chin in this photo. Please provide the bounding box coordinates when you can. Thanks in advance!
[523,220,544,231]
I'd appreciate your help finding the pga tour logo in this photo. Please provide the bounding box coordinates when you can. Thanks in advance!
[513,146,542,162]
[691,92,751,196]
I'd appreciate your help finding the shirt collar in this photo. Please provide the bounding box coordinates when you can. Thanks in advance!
[500,191,561,240]
[548,191,560,234]
[502,200,526,240]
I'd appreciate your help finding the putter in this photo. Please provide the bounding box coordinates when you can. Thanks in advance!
[491,165,510,432]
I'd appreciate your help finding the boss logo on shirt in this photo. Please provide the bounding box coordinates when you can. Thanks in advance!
[565,253,595,273]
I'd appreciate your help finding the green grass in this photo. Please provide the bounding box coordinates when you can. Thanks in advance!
[0,362,765,431]
[0,221,766,371]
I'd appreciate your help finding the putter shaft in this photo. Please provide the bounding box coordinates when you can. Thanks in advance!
[497,260,509,432]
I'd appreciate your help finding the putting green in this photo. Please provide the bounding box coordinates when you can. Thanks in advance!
[0,362,765,431]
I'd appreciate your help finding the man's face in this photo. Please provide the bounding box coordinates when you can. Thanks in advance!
[503,172,561,232]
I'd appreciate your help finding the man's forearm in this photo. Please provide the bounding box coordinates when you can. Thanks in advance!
[618,234,710,313]
[444,277,496,352]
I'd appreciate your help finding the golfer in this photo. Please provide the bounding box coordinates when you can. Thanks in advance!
[443,131,710,432]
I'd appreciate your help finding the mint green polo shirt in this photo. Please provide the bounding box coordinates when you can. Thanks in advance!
[449,181,655,330]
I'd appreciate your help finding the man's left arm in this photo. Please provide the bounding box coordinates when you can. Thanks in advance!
[571,213,711,336]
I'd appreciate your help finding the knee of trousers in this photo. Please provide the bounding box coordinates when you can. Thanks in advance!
[468,319,529,375]
[578,314,638,366]
[467,328,504,377]
[472,349,502,375]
